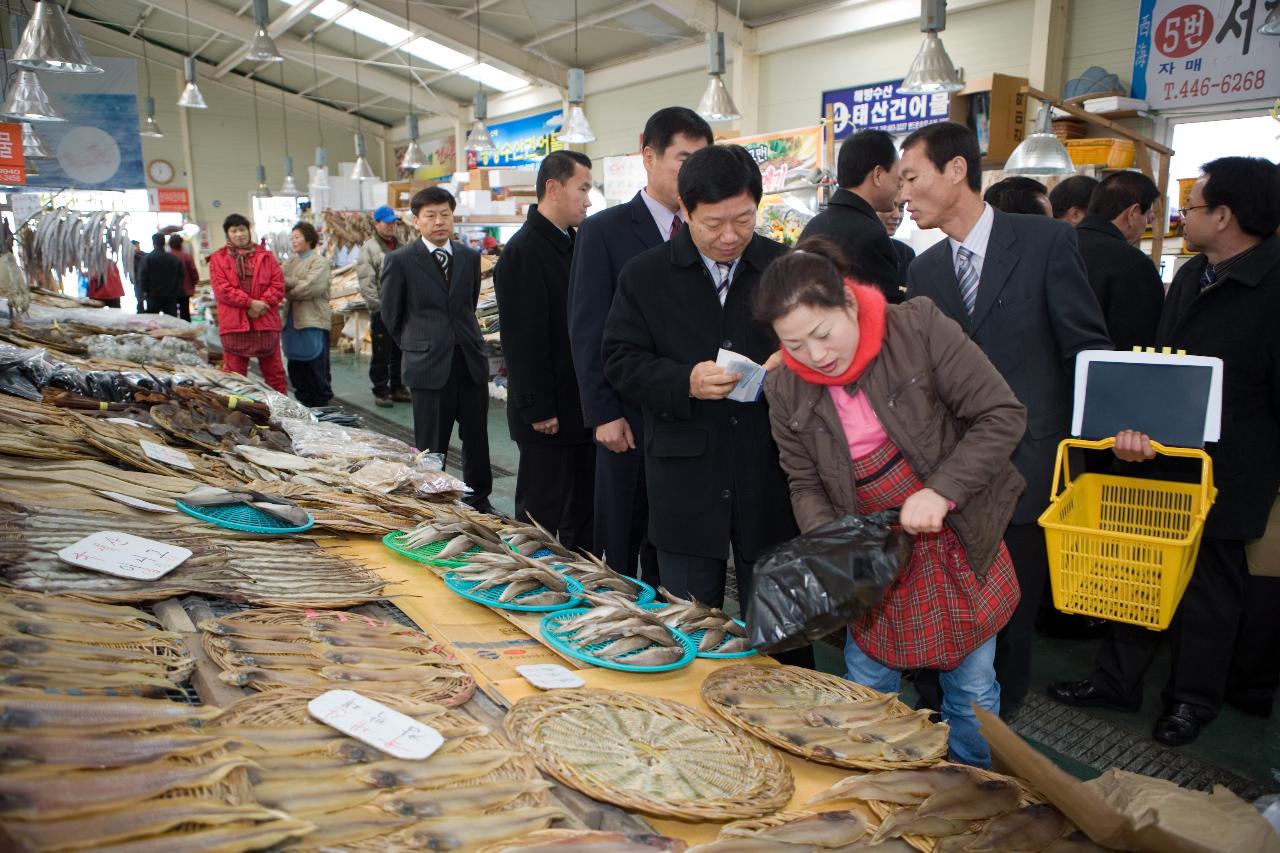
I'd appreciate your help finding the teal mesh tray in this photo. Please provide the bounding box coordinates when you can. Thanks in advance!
[175,500,313,534]
[382,531,483,567]
[525,546,657,604]
[646,603,756,659]
[443,571,585,612]
[539,606,697,673]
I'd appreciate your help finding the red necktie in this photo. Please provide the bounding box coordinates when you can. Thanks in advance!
[669,216,682,241]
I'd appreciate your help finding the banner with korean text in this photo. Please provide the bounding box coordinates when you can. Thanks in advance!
[821,80,951,141]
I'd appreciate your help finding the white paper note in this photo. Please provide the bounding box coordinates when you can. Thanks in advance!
[308,690,444,761]
[107,418,154,429]
[716,348,768,403]
[139,439,195,470]
[57,531,191,580]
[95,490,178,513]
[516,664,586,690]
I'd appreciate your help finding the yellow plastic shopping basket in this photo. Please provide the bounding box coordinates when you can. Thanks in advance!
[1038,437,1216,631]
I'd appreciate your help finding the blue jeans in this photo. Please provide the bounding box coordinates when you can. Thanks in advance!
[843,633,1000,768]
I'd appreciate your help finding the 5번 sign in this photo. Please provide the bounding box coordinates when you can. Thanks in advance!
[1132,0,1279,109]
[57,531,192,580]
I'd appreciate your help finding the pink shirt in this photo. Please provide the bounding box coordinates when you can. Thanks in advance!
[829,386,887,459]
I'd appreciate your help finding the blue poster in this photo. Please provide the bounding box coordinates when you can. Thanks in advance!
[2,53,145,190]
[468,109,564,169]
[821,80,952,140]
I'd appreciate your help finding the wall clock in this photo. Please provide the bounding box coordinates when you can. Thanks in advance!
[147,159,175,185]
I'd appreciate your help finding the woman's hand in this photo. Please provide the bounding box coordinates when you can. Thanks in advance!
[1113,429,1156,462]
[900,488,949,534]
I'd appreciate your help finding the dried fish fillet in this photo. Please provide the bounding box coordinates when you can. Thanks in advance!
[252,778,383,815]
[0,732,231,768]
[808,765,980,806]
[2,799,283,851]
[358,749,519,789]
[89,816,315,853]
[0,689,220,732]
[724,811,869,847]
[869,807,969,844]
[400,806,569,851]
[383,779,554,818]
[968,803,1069,852]
[917,778,1022,821]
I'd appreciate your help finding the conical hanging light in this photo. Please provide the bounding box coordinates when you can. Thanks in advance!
[398,0,429,173]
[1260,4,1280,35]
[246,0,283,63]
[900,0,964,94]
[11,0,103,74]
[21,122,50,158]
[696,32,740,122]
[250,77,273,196]
[309,39,330,189]
[348,27,380,181]
[466,90,495,153]
[177,0,207,108]
[1004,102,1076,175]
[2,70,65,121]
[557,3,595,143]
[276,66,300,195]
[137,32,163,137]
[253,163,272,197]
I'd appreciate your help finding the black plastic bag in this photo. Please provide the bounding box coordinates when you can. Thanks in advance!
[746,511,911,654]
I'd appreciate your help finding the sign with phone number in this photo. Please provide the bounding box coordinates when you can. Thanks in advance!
[1132,0,1279,109]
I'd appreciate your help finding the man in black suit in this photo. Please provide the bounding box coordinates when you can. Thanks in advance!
[800,129,902,303]
[1051,157,1280,745]
[495,151,596,549]
[380,186,493,514]
[1074,171,1166,352]
[603,144,797,612]
[569,107,713,582]
[901,122,1112,718]
[139,232,186,318]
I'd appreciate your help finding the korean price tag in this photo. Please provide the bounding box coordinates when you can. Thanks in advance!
[56,531,191,580]
[139,439,195,470]
[308,690,444,761]
[516,664,586,690]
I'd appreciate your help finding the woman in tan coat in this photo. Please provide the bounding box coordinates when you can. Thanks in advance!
[759,238,1026,768]
[281,222,333,407]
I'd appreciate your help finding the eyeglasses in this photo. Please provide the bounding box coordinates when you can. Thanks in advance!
[1179,204,1208,218]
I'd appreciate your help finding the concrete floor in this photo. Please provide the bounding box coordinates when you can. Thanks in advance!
[326,350,1279,799]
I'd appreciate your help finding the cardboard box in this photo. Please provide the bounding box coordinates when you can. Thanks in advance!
[949,73,1029,165]
[467,169,492,190]
[387,180,431,209]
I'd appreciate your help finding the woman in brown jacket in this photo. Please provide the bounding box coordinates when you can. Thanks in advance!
[759,238,1026,768]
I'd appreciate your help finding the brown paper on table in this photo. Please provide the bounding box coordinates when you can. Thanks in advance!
[976,707,1280,853]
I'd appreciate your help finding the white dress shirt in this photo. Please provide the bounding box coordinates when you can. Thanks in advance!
[423,237,453,255]
[947,202,995,281]
[699,253,740,306]
[640,188,680,242]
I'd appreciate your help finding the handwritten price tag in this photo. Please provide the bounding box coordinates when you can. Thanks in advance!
[139,439,195,470]
[516,664,585,689]
[308,690,444,761]
[56,531,191,580]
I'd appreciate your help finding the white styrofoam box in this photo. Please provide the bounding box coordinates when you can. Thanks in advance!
[492,200,517,216]
[490,169,537,188]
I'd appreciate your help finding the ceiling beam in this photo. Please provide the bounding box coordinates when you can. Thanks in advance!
[72,15,383,137]
[359,0,568,89]
[213,0,327,79]
[457,0,504,20]
[520,0,652,50]
[649,0,749,48]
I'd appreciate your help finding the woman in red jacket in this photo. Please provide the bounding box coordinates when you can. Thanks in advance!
[208,213,287,393]
[87,261,125,308]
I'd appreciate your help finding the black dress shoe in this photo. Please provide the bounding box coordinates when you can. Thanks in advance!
[1153,702,1208,746]
[1046,679,1141,712]
[465,501,497,516]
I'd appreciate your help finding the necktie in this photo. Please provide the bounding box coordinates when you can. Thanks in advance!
[669,216,682,241]
[955,246,979,314]
[433,248,450,283]
[715,261,733,300]
[1199,263,1217,293]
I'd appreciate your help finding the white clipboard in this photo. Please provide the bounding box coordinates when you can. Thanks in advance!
[1072,349,1223,446]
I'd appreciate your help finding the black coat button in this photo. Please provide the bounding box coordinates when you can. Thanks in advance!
[721,489,731,499]
[722,339,733,349]
[729,416,739,426]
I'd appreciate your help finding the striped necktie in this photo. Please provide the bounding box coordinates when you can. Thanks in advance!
[955,246,979,314]
[715,261,733,299]
[433,248,450,283]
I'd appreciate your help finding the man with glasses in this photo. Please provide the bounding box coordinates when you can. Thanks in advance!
[1050,157,1280,745]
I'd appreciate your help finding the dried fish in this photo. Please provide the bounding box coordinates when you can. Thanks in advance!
[252,777,383,815]
[808,765,981,806]
[1043,831,1110,852]
[967,804,1069,852]
[400,806,568,851]
[289,812,420,849]
[383,779,554,818]
[494,830,688,852]
[0,731,232,768]
[723,810,869,847]
[869,807,970,844]
[218,667,323,689]
[0,689,220,732]
[801,697,900,728]
[89,816,315,853]
[2,799,283,851]
[358,749,520,788]
[917,778,1022,821]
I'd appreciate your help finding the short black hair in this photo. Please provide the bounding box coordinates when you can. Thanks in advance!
[1049,175,1099,218]
[901,121,982,192]
[836,130,897,189]
[536,150,592,200]
[1088,171,1159,221]
[411,186,456,215]
[292,221,320,249]
[167,234,183,250]
[222,213,251,233]
[677,144,762,214]
[641,107,714,155]
[1201,156,1280,238]
[151,232,166,250]
[984,176,1049,216]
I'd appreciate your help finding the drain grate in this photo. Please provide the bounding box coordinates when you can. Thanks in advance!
[1010,693,1273,801]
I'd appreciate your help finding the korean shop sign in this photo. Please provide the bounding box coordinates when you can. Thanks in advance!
[1132,0,1280,109]
[821,80,951,140]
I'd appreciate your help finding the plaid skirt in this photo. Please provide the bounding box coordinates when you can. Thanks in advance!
[221,330,281,359]
[849,440,1019,670]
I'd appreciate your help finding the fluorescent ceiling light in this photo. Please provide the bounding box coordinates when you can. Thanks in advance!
[339,9,410,46]
[280,0,349,20]
[404,36,472,70]
[460,64,526,92]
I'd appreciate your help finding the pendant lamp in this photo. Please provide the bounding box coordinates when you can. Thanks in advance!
[12,0,103,74]
[1260,5,1280,35]
[2,71,64,121]
[246,0,283,63]
[557,2,596,143]
[138,33,163,138]
[900,0,965,95]
[399,0,429,172]
[177,0,207,108]
[696,32,740,122]
[21,122,50,158]
[348,28,380,181]
[309,39,329,189]
[252,164,272,198]
[1003,102,1076,175]
[464,0,496,154]
[250,77,272,196]
[276,66,300,195]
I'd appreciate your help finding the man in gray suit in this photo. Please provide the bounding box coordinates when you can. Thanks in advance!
[901,122,1112,719]
[380,186,493,513]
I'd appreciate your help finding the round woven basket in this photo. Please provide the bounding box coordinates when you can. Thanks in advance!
[700,664,947,770]
[475,828,688,853]
[199,607,475,707]
[505,688,794,822]
[860,763,1048,853]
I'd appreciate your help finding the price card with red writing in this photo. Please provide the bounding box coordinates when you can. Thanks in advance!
[56,531,191,580]
[307,690,444,761]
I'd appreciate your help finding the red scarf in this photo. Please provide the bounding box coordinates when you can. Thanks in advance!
[780,280,887,386]
[228,244,258,292]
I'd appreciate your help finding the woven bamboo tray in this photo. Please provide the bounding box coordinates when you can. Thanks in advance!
[861,763,1048,853]
[504,688,794,822]
[199,607,475,707]
[700,664,948,770]
[475,828,689,852]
